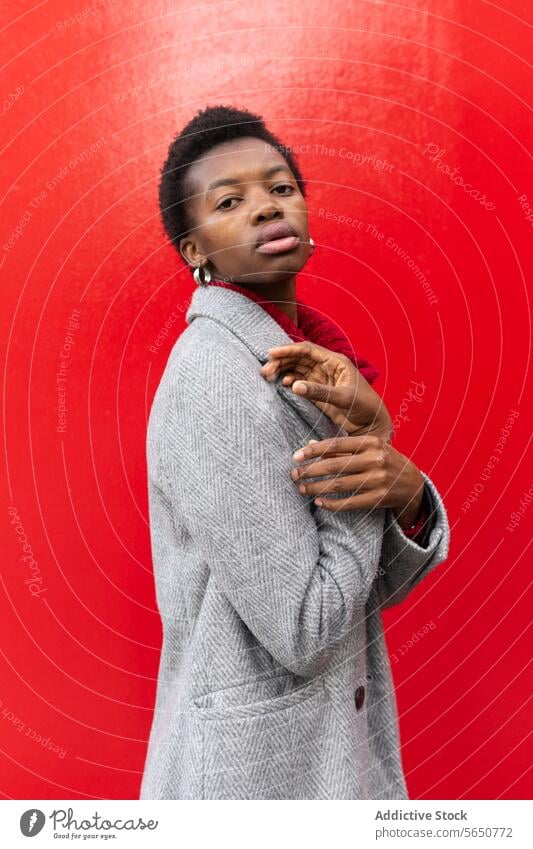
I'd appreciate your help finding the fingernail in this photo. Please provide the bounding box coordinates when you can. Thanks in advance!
[308,439,318,444]
[293,449,304,461]
[315,499,323,506]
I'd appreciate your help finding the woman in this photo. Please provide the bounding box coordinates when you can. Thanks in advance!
[140,104,450,800]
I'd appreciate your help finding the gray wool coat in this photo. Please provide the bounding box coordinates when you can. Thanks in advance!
[140,283,450,800]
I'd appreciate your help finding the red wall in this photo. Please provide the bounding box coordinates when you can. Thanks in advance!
[1,0,531,800]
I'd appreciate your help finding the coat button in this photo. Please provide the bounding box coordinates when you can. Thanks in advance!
[354,685,365,711]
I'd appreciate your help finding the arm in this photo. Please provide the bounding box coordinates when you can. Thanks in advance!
[374,471,450,610]
[164,344,387,678]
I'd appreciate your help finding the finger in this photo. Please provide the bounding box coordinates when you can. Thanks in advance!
[292,455,367,481]
[261,346,315,370]
[266,341,329,361]
[277,364,308,380]
[298,448,388,480]
[261,355,300,371]
[265,343,330,373]
[266,342,310,355]
[293,451,353,460]
[281,372,299,385]
[292,380,356,410]
[292,434,382,462]
[296,473,375,497]
[259,360,282,381]
[260,359,307,382]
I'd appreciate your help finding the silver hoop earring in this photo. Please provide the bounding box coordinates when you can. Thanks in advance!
[193,265,211,286]
[309,237,315,248]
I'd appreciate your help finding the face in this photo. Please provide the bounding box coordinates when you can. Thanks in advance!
[179,136,312,285]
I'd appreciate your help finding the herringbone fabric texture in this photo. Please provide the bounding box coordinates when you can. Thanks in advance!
[140,285,450,800]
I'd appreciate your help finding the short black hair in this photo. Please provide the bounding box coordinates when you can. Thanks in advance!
[158,104,307,265]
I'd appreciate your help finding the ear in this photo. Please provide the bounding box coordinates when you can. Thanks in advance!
[179,236,204,268]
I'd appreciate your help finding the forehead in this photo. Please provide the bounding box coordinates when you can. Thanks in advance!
[187,136,293,192]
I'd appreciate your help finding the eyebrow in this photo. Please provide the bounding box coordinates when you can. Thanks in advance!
[204,165,293,201]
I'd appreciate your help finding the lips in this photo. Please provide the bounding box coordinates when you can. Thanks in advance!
[254,221,301,255]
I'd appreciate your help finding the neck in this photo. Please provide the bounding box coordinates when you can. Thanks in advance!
[213,274,299,325]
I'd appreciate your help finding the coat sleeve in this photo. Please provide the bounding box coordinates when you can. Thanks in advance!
[374,471,451,610]
[164,344,387,678]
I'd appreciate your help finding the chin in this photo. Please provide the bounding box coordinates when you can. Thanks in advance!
[248,250,309,280]
[246,268,305,285]
[226,245,309,285]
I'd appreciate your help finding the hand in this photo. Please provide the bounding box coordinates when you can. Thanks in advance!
[290,434,425,525]
[260,340,393,443]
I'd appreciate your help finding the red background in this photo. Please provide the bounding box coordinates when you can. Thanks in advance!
[1,0,531,800]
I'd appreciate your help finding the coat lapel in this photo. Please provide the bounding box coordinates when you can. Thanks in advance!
[185,285,342,441]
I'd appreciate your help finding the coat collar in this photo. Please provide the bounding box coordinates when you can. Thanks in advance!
[185,284,342,441]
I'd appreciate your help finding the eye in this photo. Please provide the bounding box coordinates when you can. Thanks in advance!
[272,184,294,194]
[216,196,240,211]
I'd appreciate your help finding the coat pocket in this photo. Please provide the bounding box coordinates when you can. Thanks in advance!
[189,676,329,799]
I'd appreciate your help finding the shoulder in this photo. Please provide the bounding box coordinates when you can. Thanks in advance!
[163,318,275,417]
[169,319,255,379]
[148,318,292,486]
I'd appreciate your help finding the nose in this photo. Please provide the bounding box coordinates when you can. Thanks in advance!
[252,199,283,226]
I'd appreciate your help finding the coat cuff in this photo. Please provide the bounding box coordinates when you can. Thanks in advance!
[375,470,450,609]
[397,482,434,548]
